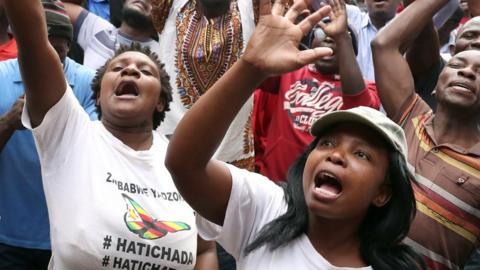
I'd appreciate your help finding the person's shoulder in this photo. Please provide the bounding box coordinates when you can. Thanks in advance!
[0,58,21,81]
[65,57,95,76]
[80,9,115,32]
[0,58,19,71]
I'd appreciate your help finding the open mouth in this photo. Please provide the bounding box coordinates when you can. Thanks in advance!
[115,81,139,97]
[314,171,343,199]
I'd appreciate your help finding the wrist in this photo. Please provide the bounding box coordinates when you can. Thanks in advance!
[333,31,351,42]
[238,57,270,83]
[0,114,15,132]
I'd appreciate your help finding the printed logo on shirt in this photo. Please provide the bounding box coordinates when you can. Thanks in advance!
[283,79,343,132]
[122,193,191,240]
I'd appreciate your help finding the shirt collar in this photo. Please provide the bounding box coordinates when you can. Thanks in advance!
[423,114,480,156]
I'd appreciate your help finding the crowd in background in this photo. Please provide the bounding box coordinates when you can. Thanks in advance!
[0,0,479,269]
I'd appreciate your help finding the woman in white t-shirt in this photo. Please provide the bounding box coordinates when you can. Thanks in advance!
[166,0,425,269]
[5,0,217,269]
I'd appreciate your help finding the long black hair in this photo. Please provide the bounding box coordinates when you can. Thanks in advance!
[245,138,426,270]
[90,42,173,129]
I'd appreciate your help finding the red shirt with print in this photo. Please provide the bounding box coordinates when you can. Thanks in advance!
[253,65,380,182]
[0,36,17,61]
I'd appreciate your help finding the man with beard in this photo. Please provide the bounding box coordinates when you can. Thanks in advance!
[63,0,159,70]
[0,0,16,61]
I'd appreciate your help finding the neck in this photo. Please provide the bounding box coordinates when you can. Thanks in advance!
[307,216,366,268]
[369,16,389,30]
[119,22,154,42]
[101,119,154,151]
[197,2,230,19]
[433,107,480,149]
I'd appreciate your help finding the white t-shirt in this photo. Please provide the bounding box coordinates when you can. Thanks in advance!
[22,88,197,270]
[196,164,373,270]
[76,11,161,70]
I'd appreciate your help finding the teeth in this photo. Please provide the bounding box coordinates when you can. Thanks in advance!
[315,187,338,197]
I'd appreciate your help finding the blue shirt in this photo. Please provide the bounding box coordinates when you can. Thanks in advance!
[88,0,110,21]
[0,57,97,249]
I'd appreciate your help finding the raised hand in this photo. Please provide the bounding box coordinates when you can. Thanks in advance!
[318,0,347,38]
[242,0,333,77]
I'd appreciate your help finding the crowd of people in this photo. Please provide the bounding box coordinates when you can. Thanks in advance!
[0,0,478,269]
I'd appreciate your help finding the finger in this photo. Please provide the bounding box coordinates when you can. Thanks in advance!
[259,0,273,16]
[317,20,328,30]
[285,0,309,21]
[272,0,288,16]
[297,47,333,65]
[330,0,339,11]
[298,5,331,34]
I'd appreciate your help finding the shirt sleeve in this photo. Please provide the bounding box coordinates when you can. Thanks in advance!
[398,94,432,127]
[433,0,460,29]
[346,4,363,30]
[196,164,286,259]
[340,81,381,110]
[21,86,92,170]
[75,9,115,50]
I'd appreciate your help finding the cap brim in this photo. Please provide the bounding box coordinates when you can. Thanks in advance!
[310,110,399,152]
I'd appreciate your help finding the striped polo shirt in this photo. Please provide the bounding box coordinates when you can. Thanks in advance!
[399,95,480,270]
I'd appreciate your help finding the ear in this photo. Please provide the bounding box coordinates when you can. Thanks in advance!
[449,44,455,56]
[156,97,165,113]
[372,184,392,207]
[96,93,101,106]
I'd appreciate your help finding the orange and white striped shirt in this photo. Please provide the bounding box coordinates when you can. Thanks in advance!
[400,95,480,270]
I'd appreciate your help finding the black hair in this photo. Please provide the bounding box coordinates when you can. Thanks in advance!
[91,42,173,129]
[245,138,426,270]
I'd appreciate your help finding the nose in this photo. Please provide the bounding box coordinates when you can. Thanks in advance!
[326,149,346,167]
[121,64,141,78]
[458,66,476,80]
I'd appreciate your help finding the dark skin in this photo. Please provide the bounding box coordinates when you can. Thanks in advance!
[304,123,391,267]
[197,0,232,19]
[468,0,480,17]
[403,0,440,79]
[452,17,480,55]
[0,1,10,44]
[365,0,401,29]
[405,1,480,79]
[4,1,217,268]
[63,0,156,41]
[371,0,480,149]
[312,0,366,94]
[0,96,24,152]
[166,0,389,267]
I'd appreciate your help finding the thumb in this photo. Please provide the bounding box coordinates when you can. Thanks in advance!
[297,47,333,66]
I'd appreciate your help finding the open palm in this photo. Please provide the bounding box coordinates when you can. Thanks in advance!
[318,0,348,37]
[242,0,333,77]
